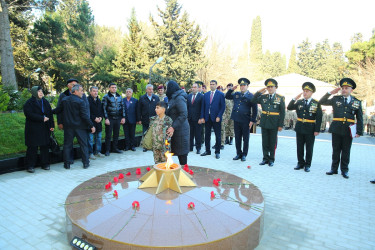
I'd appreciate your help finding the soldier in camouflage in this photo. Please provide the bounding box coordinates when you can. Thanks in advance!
[222,83,234,147]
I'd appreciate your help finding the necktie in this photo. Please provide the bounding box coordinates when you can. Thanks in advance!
[192,94,195,104]
[269,95,272,100]
[210,92,214,104]
[304,99,308,107]
[344,97,347,105]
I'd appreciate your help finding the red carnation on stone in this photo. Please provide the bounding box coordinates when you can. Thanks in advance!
[118,173,124,179]
[113,177,118,183]
[105,183,110,189]
[189,169,194,175]
[210,191,215,198]
[126,172,131,176]
[217,178,221,182]
[132,201,140,209]
[136,168,141,175]
[213,179,219,186]
[146,167,151,172]
[188,202,195,209]
[247,165,251,169]
[113,190,118,198]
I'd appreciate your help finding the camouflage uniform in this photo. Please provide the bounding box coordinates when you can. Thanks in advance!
[362,113,368,134]
[320,110,328,132]
[284,110,291,128]
[327,112,333,130]
[157,93,167,102]
[256,106,262,125]
[221,98,234,145]
[150,115,173,164]
[291,111,298,129]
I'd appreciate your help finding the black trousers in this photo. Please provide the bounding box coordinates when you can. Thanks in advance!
[178,154,188,165]
[189,120,202,151]
[105,117,121,151]
[234,121,250,156]
[261,128,278,162]
[25,145,49,168]
[331,133,353,173]
[64,128,89,165]
[205,118,221,154]
[296,132,315,166]
[123,122,136,149]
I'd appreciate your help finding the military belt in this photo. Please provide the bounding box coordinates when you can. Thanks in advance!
[333,118,355,123]
[262,111,280,115]
[297,118,316,123]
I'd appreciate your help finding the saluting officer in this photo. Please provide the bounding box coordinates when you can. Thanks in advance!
[319,78,363,179]
[225,78,258,161]
[253,79,285,167]
[287,82,322,172]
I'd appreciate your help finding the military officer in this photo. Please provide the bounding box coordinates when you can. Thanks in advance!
[226,78,258,161]
[221,83,234,148]
[156,85,168,103]
[287,82,322,172]
[319,78,363,179]
[253,78,285,167]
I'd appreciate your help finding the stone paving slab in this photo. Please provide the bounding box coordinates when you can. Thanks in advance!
[0,132,374,250]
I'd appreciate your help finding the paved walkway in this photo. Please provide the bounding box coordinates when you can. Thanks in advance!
[0,132,374,250]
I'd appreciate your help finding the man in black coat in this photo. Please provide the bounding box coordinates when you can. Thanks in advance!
[88,86,104,159]
[23,86,55,173]
[102,83,126,156]
[287,82,322,172]
[319,78,363,179]
[53,84,95,169]
[187,82,204,154]
[225,78,258,162]
[123,88,138,151]
[137,84,160,152]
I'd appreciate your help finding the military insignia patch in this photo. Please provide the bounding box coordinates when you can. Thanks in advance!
[336,101,342,107]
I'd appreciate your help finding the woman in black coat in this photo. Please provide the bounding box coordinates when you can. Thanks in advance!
[23,86,54,173]
[165,81,190,165]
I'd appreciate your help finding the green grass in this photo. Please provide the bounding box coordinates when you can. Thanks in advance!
[0,112,143,159]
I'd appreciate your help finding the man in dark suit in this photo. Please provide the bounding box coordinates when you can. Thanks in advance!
[53,84,95,169]
[187,82,204,154]
[123,88,138,151]
[88,86,104,159]
[253,79,285,167]
[319,78,363,179]
[137,84,160,152]
[199,80,225,159]
[287,82,322,172]
[225,78,258,161]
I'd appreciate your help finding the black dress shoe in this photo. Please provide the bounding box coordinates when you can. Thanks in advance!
[294,165,304,170]
[215,154,220,159]
[27,167,35,173]
[105,151,110,156]
[201,151,211,156]
[342,172,349,179]
[143,148,148,152]
[233,155,241,160]
[229,137,233,145]
[83,164,90,169]
[131,147,136,151]
[64,163,70,169]
[304,166,310,172]
[42,165,50,170]
[124,147,129,151]
[326,170,338,175]
[259,160,268,165]
[241,156,246,162]
[196,149,201,154]
[268,162,274,167]
[220,145,224,150]
[113,149,123,153]
[370,180,375,184]
[225,137,229,145]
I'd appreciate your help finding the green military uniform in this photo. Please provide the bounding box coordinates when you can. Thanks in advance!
[320,110,328,132]
[287,82,322,172]
[150,115,173,163]
[221,98,234,146]
[319,78,363,178]
[253,79,285,166]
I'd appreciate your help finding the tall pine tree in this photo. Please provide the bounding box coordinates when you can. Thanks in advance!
[287,45,299,74]
[249,16,263,81]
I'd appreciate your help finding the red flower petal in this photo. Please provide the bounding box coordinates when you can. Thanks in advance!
[188,202,195,209]
[136,168,141,175]
[210,191,215,198]
[184,164,189,168]
[126,172,131,176]
[113,177,118,182]
[118,173,124,179]
[105,184,110,189]
[132,201,140,209]
[189,169,194,175]
[113,190,118,197]
[213,179,219,186]
[217,178,221,182]
[108,181,112,187]
[146,167,151,172]
[247,165,251,169]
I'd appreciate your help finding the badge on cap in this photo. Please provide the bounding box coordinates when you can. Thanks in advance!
[341,82,352,88]
[267,81,275,87]
[303,86,314,92]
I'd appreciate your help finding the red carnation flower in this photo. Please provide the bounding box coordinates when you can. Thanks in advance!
[132,201,140,209]
[213,179,219,186]
[136,168,141,175]
[108,181,112,187]
[113,190,118,197]
[118,173,124,179]
[189,169,194,175]
[113,177,118,182]
[217,178,221,182]
[210,191,215,198]
[105,184,110,189]
[126,172,131,176]
[146,167,151,172]
[188,202,195,209]
[184,164,189,168]
[247,165,251,169]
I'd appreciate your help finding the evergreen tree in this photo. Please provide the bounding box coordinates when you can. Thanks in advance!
[148,0,205,86]
[297,39,315,77]
[249,16,263,80]
[236,42,250,78]
[287,45,299,74]
[261,51,286,78]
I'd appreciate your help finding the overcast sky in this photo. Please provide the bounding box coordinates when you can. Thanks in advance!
[88,0,375,58]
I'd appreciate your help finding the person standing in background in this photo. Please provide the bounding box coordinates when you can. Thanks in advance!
[123,88,138,151]
[88,86,104,159]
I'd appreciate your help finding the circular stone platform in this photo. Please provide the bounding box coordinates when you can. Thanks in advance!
[65,166,264,249]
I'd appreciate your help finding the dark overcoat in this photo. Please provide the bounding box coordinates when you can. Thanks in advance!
[166,83,190,156]
[23,97,54,147]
